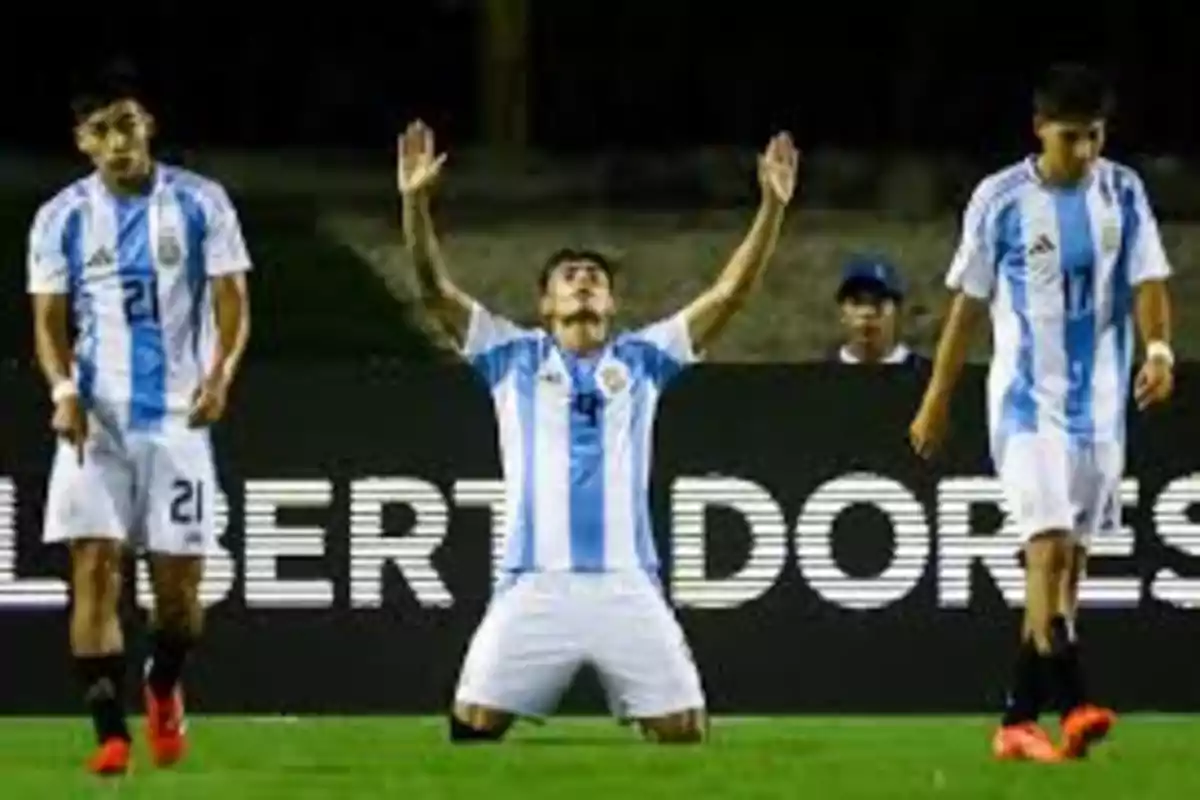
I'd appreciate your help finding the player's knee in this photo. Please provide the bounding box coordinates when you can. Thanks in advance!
[641,710,706,744]
[448,706,511,743]
[1025,531,1071,574]
[69,540,124,653]
[70,541,123,611]
[149,556,204,636]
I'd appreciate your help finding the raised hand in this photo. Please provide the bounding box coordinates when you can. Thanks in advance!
[758,132,800,206]
[398,119,448,197]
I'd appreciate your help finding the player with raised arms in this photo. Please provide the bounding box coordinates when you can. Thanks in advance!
[26,60,252,775]
[910,63,1174,762]
[397,119,797,743]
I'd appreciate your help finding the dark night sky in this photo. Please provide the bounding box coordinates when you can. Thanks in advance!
[0,1,1192,156]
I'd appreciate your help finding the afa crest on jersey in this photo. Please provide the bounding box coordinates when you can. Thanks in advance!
[598,362,629,396]
[157,231,182,268]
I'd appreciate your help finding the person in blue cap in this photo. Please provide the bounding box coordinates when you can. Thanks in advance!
[832,255,923,366]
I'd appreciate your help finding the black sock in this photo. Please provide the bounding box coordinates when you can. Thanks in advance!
[1000,638,1043,726]
[76,655,130,744]
[147,629,194,700]
[1047,615,1087,717]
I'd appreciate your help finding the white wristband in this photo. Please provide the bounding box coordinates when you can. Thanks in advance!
[1146,340,1174,367]
[50,379,77,403]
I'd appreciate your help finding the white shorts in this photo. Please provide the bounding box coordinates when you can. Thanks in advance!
[454,571,706,720]
[997,433,1124,547]
[42,418,219,557]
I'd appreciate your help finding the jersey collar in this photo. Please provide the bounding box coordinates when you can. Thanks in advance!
[839,343,911,364]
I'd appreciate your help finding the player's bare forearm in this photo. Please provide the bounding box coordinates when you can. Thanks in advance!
[1135,279,1171,349]
[923,293,985,403]
[402,192,471,343]
[682,197,786,348]
[211,274,250,386]
[31,293,73,389]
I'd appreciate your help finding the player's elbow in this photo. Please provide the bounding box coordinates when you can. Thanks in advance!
[212,275,250,317]
[416,278,463,317]
[700,282,749,322]
[32,295,68,342]
[416,287,453,324]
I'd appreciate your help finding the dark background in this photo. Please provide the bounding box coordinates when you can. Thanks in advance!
[2,6,1200,715]
[2,2,1196,365]
[0,2,1191,156]
[2,364,1199,714]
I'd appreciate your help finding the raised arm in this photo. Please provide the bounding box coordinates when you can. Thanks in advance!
[398,120,474,347]
[678,133,799,351]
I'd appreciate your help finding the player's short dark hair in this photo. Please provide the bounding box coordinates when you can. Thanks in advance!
[1034,63,1115,122]
[537,248,618,293]
[70,58,147,122]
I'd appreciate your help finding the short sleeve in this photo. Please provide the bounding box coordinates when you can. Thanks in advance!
[26,200,73,295]
[462,302,531,358]
[623,312,698,388]
[1122,171,1172,285]
[944,180,996,300]
[462,301,536,387]
[203,183,252,277]
[629,312,697,367]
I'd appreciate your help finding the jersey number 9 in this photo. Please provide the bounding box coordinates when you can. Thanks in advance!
[121,277,161,326]
[572,391,602,426]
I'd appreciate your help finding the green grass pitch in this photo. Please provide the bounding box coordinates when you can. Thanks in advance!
[2,715,1198,798]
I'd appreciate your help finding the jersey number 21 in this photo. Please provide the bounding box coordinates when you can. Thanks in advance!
[121,277,161,326]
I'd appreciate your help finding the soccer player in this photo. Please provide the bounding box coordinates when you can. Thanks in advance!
[909,64,1174,762]
[26,61,252,775]
[397,119,797,743]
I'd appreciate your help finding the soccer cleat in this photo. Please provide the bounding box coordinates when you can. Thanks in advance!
[87,737,131,776]
[991,722,1064,763]
[144,682,189,767]
[1060,704,1116,759]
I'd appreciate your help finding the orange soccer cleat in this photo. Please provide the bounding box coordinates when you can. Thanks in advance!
[87,737,131,776]
[991,722,1064,763]
[1060,704,1116,759]
[144,682,189,767]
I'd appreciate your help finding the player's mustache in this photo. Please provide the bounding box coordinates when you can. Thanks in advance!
[563,309,602,324]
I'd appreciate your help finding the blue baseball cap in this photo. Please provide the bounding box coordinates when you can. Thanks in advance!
[837,256,904,303]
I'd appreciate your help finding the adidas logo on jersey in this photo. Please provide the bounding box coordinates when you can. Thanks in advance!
[1027,234,1056,256]
[85,248,114,268]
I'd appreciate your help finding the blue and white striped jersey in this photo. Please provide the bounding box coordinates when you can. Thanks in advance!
[26,165,252,431]
[945,157,1171,455]
[463,303,697,575]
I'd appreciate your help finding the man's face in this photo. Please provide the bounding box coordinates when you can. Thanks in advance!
[539,259,616,324]
[74,99,154,182]
[1035,117,1105,183]
[840,287,897,351]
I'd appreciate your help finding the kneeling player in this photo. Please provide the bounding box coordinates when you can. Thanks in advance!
[27,62,252,775]
[394,120,798,741]
[911,64,1174,761]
